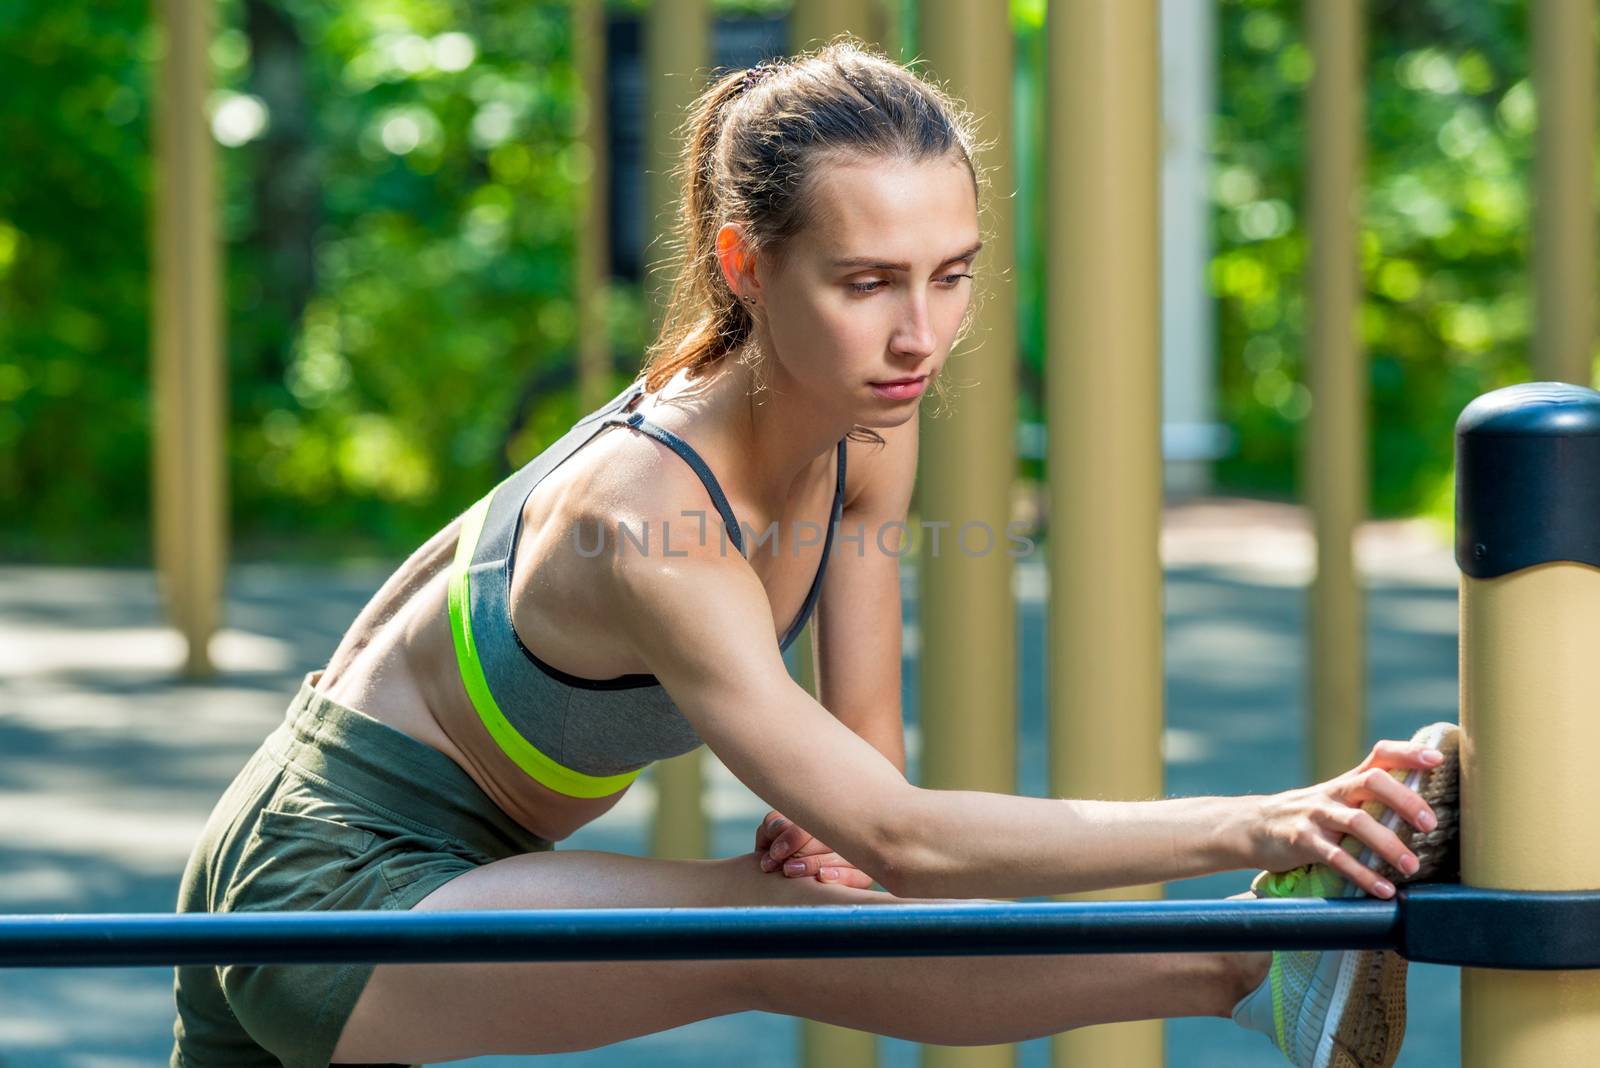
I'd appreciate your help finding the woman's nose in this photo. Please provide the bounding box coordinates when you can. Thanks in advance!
[892,302,938,357]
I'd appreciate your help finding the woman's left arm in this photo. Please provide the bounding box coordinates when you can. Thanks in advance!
[758,413,918,883]
[816,409,919,770]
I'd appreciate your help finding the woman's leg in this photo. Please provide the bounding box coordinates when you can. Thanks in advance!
[333,850,1268,1064]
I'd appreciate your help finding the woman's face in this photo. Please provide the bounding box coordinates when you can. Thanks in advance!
[730,154,981,427]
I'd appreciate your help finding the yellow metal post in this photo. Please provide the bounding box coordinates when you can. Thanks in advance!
[914,3,1019,1068]
[151,0,225,678]
[1532,0,1596,387]
[1045,1,1162,1065]
[574,0,614,413]
[646,0,711,862]
[1305,0,1366,783]
[790,0,882,52]
[1455,382,1600,1065]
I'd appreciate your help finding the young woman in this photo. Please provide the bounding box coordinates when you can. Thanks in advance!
[171,41,1459,1068]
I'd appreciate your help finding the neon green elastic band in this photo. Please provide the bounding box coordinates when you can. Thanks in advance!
[1270,954,1287,1052]
[447,494,644,800]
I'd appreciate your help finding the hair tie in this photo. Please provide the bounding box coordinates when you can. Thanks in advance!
[741,63,775,92]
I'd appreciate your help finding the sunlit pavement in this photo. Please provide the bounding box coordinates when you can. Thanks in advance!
[0,499,1462,1067]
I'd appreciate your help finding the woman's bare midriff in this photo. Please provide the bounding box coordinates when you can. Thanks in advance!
[313,388,840,844]
[311,529,633,842]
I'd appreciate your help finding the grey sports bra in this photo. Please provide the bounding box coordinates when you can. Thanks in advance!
[446,378,848,799]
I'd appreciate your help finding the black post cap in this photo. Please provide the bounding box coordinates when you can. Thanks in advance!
[1455,381,1600,578]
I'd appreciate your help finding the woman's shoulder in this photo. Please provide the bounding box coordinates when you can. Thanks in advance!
[492,422,751,683]
[515,418,752,616]
[560,439,773,674]
[560,419,740,551]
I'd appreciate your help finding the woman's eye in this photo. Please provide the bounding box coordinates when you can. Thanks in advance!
[848,274,973,295]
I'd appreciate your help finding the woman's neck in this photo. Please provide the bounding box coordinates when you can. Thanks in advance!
[648,355,850,528]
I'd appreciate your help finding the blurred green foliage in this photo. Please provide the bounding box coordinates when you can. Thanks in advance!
[1211,0,1592,526]
[0,2,156,560]
[0,0,1588,563]
[219,0,627,560]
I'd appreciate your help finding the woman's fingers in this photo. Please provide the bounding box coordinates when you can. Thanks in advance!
[1358,738,1446,774]
[1314,833,1398,898]
[758,819,869,887]
[1331,805,1418,880]
[769,827,814,862]
[819,866,877,889]
[758,821,815,871]
[779,851,864,882]
[1342,767,1439,835]
[784,836,835,859]
[755,812,786,853]
[780,851,844,876]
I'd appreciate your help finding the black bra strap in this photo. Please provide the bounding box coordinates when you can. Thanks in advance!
[778,438,847,650]
[604,389,849,650]
[600,411,747,557]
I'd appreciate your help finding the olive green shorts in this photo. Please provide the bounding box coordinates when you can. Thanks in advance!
[170,671,553,1068]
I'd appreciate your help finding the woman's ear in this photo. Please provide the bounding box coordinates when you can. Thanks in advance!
[715,223,758,302]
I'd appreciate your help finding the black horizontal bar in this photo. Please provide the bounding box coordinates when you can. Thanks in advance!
[3,887,1595,971]
[0,899,1394,969]
[1398,884,1600,970]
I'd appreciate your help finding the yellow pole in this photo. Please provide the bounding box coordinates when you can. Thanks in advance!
[1305,0,1366,783]
[914,4,1019,1068]
[1532,0,1596,387]
[1455,382,1600,1065]
[151,0,225,678]
[574,0,614,413]
[1045,1,1162,1065]
[646,0,711,862]
[788,6,899,1066]
[790,0,876,51]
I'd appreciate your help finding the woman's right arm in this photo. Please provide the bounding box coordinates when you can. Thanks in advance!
[611,544,1437,901]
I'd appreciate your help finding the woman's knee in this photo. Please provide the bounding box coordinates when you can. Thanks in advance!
[710,852,897,1012]
[717,851,894,907]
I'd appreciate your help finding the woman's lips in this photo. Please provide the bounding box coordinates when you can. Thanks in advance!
[869,375,929,400]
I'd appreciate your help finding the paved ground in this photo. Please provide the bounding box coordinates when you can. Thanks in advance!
[0,498,1463,1067]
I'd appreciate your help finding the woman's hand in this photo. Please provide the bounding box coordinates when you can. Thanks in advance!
[1248,738,1446,898]
[755,810,876,889]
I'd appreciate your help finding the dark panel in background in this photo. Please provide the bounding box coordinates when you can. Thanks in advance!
[605,14,788,282]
